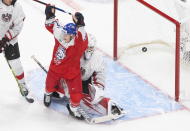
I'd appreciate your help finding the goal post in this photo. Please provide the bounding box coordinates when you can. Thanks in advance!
[114,0,118,61]
[113,0,181,101]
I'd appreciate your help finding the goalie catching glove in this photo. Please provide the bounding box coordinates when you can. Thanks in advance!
[73,12,85,27]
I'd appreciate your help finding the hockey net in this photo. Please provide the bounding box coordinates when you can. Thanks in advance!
[114,0,190,101]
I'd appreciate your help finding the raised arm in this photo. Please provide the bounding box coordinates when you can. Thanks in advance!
[73,12,87,41]
[45,4,56,34]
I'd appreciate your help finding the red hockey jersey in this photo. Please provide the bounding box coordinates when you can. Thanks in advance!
[45,19,88,79]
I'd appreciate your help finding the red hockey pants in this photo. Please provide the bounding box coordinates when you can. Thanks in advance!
[45,70,82,106]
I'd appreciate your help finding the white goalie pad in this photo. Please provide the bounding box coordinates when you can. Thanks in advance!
[88,84,104,105]
[80,95,126,123]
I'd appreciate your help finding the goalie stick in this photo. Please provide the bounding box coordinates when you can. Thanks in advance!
[5,57,34,103]
[31,55,125,123]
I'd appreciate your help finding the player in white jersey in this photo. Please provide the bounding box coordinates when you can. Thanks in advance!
[0,0,28,96]
[80,34,124,116]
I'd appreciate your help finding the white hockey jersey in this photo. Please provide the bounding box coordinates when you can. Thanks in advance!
[0,1,25,45]
[80,50,105,88]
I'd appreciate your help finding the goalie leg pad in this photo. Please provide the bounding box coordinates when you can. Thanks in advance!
[99,98,125,115]
[88,83,104,105]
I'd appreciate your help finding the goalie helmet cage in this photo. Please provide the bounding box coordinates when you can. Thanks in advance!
[113,0,181,101]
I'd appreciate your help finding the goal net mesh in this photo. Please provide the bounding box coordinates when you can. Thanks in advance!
[117,0,190,64]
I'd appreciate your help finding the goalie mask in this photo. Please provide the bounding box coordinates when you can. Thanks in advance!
[84,34,96,60]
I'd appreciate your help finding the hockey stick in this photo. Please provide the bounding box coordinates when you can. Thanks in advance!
[33,0,72,15]
[31,55,48,73]
[5,57,34,103]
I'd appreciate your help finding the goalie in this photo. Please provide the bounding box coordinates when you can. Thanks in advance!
[79,34,124,117]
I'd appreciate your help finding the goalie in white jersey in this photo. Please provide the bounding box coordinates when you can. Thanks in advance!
[0,0,28,97]
[80,34,124,116]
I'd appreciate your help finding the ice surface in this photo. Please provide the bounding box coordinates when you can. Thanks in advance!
[1,0,190,131]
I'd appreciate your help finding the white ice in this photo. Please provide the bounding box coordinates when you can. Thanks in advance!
[1,0,190,131]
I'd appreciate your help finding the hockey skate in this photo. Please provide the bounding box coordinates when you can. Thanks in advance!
[19,82,29,96]
[66,103,94,123]
[44,93,52,107]
[66,104,85,120]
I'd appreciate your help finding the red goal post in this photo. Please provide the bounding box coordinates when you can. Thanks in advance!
[113,0,181,101]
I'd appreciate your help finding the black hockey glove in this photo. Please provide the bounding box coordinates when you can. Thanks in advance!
[73,12,85,27]
[45,4,55,20]
[0,37,9,53]
[11,0,17,5]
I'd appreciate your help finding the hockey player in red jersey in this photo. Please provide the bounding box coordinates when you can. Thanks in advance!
[44,5,88,120]
[0,0,29,97]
